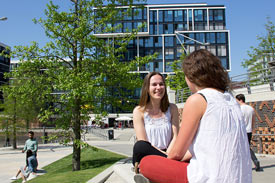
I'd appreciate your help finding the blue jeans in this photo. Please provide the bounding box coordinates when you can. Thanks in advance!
[28,155,38,173]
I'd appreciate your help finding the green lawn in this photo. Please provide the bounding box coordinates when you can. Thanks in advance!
[14,146,127,183]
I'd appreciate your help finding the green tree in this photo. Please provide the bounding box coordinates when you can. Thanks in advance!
[166,52,189,103]
[8,0,152,171]
[242,17,275,83]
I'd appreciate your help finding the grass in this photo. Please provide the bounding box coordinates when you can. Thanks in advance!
[14,146,127,183]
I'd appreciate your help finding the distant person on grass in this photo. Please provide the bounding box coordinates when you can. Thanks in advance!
[10,150,38,182]
[236,93,261,171]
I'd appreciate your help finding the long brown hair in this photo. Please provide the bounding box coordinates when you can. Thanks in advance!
[182,49,230,92]
[139,72,169,112]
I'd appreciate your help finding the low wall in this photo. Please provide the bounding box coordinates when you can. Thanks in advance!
[248,100,275,155]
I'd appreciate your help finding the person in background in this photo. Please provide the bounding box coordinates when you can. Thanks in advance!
[135,49,252,183]
[22,131,38,156]
[132,72,179,176]
[236,93,261,171]
[10,150,38,182]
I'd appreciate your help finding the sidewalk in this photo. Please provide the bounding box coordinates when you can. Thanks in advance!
[0,143,73,183]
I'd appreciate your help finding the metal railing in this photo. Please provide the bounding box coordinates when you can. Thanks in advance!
[175,66,275,103]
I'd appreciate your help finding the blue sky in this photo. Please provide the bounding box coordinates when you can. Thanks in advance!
[0,0,274,77]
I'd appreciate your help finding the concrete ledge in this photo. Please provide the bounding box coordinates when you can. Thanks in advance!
[113,162,135,183]
[87,158,132,183]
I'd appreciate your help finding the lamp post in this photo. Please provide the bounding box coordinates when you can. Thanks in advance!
[0,17,7,21]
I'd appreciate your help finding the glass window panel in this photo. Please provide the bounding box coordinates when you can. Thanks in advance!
[183,10,187,21]
[134,8,142,20]
[139,38,144,47]
[194,22,205,30]
[154,36,163,47]
[159,11,163,22]
[220,57,227,69]
[149,24,153,34]
[144,8,147,19]
[175,24,184,31]
[145,37,154,47]
[194,10,203,21]
[206,33,215,43]
[188,9,192,21]
[165,36,174,47]
[159,24,163,34]
[154,61,163,72]
[174,10,183,21]
[207,45,216,55]
[185,33,194,44]
[165,48,174,59]
[124,9,132,20]
[215,22,224,30]
[150,11,153,22]
[217,33,226,43]
[215,10,224,21]
[196,33,205,44]
[217,45,227,56]
[164,10,173,22]
[209,10,213,21]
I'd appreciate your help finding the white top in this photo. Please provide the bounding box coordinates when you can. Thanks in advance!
[240,104,254,133]
[144,106,172,150]
[187,89,252,183]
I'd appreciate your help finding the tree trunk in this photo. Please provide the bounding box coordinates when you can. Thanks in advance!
[72,98,81,171]
[12,98,17,149]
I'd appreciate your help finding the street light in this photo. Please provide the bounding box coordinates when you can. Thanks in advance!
[0,17,7,21]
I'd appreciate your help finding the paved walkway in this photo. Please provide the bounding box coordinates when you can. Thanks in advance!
[0,128,275,183]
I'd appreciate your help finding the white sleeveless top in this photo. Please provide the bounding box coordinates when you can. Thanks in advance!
[144,106,172,150]
[187,89,252,183]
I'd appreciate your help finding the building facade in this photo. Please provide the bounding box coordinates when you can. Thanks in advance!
[0,42,10,102]
[95,3,231,74]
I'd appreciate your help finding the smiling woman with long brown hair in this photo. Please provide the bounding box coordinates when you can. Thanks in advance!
[132,72,179,177]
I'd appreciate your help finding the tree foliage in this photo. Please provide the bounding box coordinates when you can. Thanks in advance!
[242,17,275,72]
[7,0,152,171]
[166,52,189,103]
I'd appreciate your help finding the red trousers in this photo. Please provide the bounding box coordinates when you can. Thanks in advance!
[139,155,189,183]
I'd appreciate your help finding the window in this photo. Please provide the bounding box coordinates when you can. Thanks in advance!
[194,10,203,21]
[206,33,215,43]
[217,33,226,43]
[165,48,174,59]
[145,37,154,47]
[159,24,163,34]
[220,57,228,69]
[159,11,163,22]
[154,36,162,47]
[134,8,142,20]
[164,24,173,34]
[175,24,184,31]
[123,22,132,32]
[188,9,192,21]
[174,10,183,21]
[165,36,174,47]
[207,45,216,55]
[217,45,226,56]
[164,10,173,22]
[196,33,205,44]
[214,10,224,21]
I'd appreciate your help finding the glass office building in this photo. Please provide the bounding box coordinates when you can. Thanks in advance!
[94,3,231,74]
[0,42,10,102]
